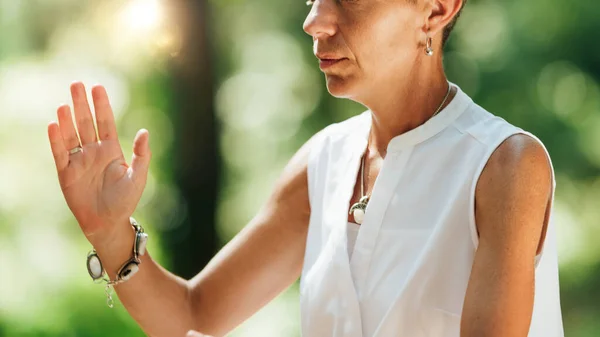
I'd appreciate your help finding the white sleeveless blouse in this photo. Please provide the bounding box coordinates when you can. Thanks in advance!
[300,82,564,337]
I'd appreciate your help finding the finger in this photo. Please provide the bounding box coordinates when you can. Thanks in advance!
[48,121,69,171]
[91,84,119,141]
[70,81,98,145]
[57,104,81,151]
[130,129,152,188]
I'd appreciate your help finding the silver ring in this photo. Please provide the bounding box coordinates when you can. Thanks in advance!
[68,146,83,155]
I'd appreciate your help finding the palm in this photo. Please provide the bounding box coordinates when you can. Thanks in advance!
[61,140,137,235]
[48,82,151,245]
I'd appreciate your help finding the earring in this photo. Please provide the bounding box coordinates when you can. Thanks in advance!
[425,36,434,56]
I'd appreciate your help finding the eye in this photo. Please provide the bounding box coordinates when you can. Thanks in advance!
[306,0,315,6]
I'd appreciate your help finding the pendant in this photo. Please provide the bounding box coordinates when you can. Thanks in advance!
[349,195,369,224]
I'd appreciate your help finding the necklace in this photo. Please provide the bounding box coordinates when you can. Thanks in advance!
[348,82,453,225]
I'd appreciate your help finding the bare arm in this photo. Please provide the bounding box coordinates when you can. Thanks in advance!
[48,82,320,337]
[98,136,313,337]
[187,129,316,335]
[460,134,553,336]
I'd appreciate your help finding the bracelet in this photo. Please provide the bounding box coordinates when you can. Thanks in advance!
[85,216,149,308]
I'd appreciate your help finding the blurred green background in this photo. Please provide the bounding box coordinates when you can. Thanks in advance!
[0,0,599,336]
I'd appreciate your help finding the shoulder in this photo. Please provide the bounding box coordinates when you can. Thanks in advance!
[455,102,555,180]
[479,132,553,207]
[453,101,518,147]
[487,134,551,176]
[480,133,553,202]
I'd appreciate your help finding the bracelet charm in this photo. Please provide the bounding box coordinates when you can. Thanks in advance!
[86,251,104,281]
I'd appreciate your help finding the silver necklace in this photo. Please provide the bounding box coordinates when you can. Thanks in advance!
[348,82,453,225]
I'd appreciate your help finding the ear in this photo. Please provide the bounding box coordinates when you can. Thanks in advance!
[423,0,463,38]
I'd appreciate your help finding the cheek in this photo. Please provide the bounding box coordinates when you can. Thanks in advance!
[346,8,418,71]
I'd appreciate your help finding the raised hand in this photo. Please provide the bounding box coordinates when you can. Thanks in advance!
[47,82,152,249]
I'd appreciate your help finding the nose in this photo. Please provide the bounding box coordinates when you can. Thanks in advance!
[303,0,337,39]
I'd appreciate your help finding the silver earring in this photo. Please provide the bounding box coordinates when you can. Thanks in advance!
[425,36,434,56]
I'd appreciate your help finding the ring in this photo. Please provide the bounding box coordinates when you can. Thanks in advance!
[68,146,83,155]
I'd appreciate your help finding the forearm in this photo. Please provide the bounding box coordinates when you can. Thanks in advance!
[94,220,196,337]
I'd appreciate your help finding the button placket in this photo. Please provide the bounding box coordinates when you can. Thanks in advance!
[350,148,414,298]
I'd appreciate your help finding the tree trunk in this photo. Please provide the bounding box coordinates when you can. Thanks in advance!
[166,0,219,279]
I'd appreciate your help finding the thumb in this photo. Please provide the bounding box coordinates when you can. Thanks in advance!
[130,128,151,188]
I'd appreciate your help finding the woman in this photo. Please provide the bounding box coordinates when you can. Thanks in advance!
[47,0,563,336]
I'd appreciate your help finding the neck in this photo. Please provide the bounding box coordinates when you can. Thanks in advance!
[359,58,455,158]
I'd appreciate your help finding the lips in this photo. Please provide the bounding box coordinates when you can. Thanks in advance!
[319,58,345,69]
[316,54,348,70]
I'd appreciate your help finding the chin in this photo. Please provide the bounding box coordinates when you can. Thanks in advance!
[324,74,358,99]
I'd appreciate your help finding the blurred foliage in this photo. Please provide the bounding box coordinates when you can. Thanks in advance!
[0,0,599,336]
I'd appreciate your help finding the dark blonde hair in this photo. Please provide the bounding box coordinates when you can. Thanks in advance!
[442,0,467,47]
[409,0,468,47]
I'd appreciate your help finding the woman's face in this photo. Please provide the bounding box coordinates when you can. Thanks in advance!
[303,0,427,101]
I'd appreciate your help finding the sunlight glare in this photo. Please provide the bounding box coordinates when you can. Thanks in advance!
[121,0,163,34]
